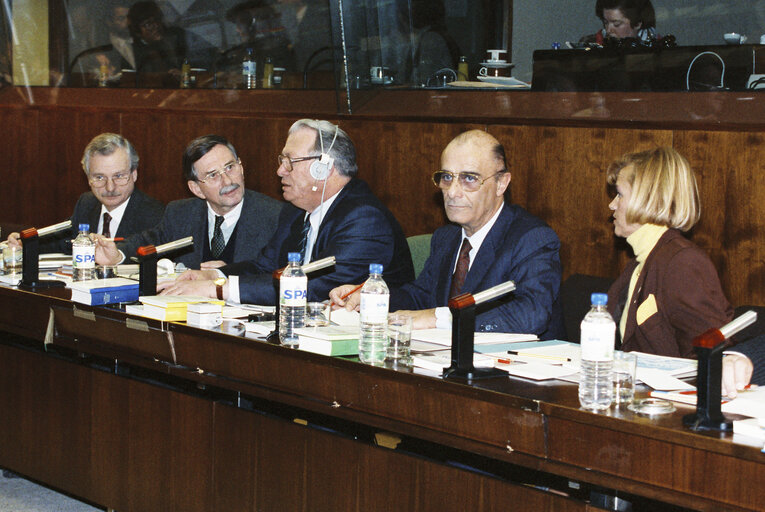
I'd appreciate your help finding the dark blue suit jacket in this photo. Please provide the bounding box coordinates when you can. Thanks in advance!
[390,203,564,338]
[224,178,414,305]
[732,335,765,386]
[117,189,283,269]
[42,189,164,254]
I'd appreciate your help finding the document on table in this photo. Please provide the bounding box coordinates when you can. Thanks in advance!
[411,328,537,346]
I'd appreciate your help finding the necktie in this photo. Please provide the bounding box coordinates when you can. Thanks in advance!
[211,215,225,259]
[102,212,112,238]
[298,215,311,262]
[449,238,472,298]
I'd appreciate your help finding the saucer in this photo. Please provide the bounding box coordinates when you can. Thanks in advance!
[371,77,394,85]
[476,76,530,88]
[480,61,514,68]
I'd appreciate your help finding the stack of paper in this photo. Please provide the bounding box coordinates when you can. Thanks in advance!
[71,277,139,305]
[138,295,225,321]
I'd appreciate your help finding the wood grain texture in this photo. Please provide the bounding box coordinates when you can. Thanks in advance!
[1,87,765,306]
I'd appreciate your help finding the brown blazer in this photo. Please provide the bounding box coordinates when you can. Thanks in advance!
[607,229,733,358]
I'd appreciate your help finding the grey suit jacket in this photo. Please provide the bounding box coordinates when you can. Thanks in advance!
[42,189,164,254]
[118,189,284,269]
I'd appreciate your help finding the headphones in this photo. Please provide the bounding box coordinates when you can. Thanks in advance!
[686,51,726,91]
[309,123,339,181]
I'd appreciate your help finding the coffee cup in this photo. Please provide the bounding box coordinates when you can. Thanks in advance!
[479,66,511,78]
[723,32,747,45]
[485,49,508,63]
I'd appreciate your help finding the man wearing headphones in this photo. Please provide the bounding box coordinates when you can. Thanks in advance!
[95,134,283,269]
[160,119,414,304]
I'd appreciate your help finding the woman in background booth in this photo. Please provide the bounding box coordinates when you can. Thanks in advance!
[580,0,657,46]
[606,147,733,358]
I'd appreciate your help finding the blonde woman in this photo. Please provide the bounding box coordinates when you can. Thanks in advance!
[605,147,732,358]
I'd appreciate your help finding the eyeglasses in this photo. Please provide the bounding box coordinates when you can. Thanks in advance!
[278,154,320,173]
[139,17,160,30]
[89,172,133,188]
[431,170,507,192]
[198,160,241,183]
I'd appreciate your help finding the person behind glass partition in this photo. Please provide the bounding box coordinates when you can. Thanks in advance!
[580,0,658,47]
[275,0,333,75]
[128,0,188,77]
[605,147,733,358]
[394,0,459,86]
[216,1,295,88]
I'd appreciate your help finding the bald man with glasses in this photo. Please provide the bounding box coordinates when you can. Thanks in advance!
[332,129,564,338]
[96,134,283,269]
[5,132,164,254]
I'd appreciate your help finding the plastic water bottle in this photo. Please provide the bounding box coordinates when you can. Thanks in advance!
[242,48,257,89]
[72,224,95,281]
[359,263,389,365]
[278,252,307,347]
[579,293,615,410]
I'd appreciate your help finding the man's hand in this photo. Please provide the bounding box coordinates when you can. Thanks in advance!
[329,284,362,311]
[157,278,216,297]
[93,236,122,265]
[176,269,220,281]
[392,309,436,330]
[722,353,754,399]
[4,232,21,249]
[200,260,226,270]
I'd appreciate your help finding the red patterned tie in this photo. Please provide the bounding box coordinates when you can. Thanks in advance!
[449,238,472,298]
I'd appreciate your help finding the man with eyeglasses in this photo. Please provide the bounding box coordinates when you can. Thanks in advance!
[158,119,414,304]
[96,134,283,269]
[4,132,164,254]
[331,129,564,337]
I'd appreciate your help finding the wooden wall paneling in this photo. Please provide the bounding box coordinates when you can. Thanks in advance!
[489,124,672,280]
[674,130,765,307]
[304,426,361,511]
[358,445,418,511]
[255,412,309,510]
[0,344,95,499]
[93,365,219,512]
[211,402,259,511]
[343,120,480,237]
[0,108,38,226]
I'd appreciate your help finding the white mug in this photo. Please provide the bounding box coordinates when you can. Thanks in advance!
[370,66,389,80]
[485,49,508,63]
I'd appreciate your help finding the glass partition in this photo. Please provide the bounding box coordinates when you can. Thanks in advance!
[2,1,765,106]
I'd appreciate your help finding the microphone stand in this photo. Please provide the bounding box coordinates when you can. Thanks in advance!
[443,280,516,381]
[137,236,193,297]
[18,220,72,290]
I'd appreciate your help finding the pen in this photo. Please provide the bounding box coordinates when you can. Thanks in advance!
[339,283,364,301]
[507,351,571,362]
[328,283,364,323]
[102,237,124,242]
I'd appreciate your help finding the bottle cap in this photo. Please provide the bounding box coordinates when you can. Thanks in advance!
[590,293,608,306]
[79,223,90,232]
[287,252,301,263]
[369,263,383,274]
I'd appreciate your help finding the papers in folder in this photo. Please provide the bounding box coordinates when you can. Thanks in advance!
[411,328,537,346]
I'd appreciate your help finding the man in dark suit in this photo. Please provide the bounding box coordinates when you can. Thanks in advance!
[5,132,164,253]
[332,130,563,338]
[159,119,413,304]
[97,134,283,270]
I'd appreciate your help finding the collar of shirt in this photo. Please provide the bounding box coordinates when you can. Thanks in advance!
[303,189,341,264]
[98,195,132,236]
[626,223,668,265]
[455,202,504,272]
[207,199,244,248]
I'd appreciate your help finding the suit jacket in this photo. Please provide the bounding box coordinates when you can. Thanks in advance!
[607,229,733,358]
[731,334,765,385]
[390,204,564,338]
[224,178,414,305]
[118,189,283,269]
[43,189,164,254]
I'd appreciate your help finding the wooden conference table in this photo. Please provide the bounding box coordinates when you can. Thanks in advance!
[0,283,762,512]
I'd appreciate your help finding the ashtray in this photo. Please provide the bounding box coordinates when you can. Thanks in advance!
[628,398,675,416]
